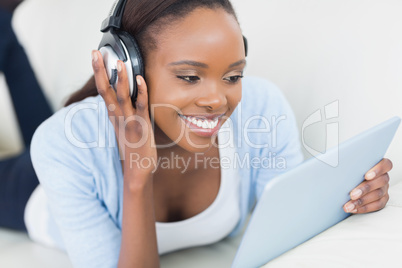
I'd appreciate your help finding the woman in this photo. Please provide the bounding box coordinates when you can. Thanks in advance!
[28,0,392,267]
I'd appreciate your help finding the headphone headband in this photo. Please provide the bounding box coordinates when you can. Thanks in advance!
[101,0,127,32]
[101,0,248,56]
[98,0,249,103]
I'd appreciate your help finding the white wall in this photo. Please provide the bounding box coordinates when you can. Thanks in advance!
[1,0,401,182]
[231,0,402,183]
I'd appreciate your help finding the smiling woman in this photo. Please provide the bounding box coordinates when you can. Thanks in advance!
[17,0,394,268]
[145,8,244,152]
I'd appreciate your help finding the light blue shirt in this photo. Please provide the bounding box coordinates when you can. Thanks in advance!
[30,76,304,268]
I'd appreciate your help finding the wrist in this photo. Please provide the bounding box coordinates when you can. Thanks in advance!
[123,170,154,194]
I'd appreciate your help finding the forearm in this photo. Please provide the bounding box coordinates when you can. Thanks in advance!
[118,170,159,268]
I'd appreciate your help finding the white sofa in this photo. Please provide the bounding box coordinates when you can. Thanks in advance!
[0,0,402,267]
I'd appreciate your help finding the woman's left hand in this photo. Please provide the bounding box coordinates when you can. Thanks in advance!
[343,158,393,214]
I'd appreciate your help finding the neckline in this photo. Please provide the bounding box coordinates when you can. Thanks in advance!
[156,126,228,227]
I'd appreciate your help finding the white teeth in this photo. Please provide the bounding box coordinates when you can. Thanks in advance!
[180,114,220,129]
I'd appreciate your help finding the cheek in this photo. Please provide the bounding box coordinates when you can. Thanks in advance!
[149,86,189,119]
[147,76,177,119]
[149,86,188,140]
[227,86,242,112]
[152,105,186,145]
[153,107,180,128]
[146,69,184,107]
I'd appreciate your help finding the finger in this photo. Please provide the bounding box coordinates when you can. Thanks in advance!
[91,50,117,108]
[134,75,150,118]
[344,184,389,213]
[115,60,134,116]
[364,158,393,181]
[350,173,390,200]
[350,194,389,214]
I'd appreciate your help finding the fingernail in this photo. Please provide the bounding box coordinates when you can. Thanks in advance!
[351,189,362,199]
[351,209,357,213]
[366,171,376,180]
[108,104,116,112]
[92,51,98,62]
[136,76,142,86]
[117,61,122,72]
[345,203,355,212]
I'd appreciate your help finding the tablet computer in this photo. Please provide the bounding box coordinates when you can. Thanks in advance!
[232,116,401,268]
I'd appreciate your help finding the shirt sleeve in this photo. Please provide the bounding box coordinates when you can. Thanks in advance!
[30,109,121,268]
[245,78,305,201]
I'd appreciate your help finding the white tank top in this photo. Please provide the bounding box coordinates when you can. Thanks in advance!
[156,137,241,254]
[25,126,241,254]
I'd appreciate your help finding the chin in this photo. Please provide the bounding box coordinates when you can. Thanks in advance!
[177,134,218,154]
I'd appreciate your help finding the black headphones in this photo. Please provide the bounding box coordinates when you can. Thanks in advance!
[99,0,248,103]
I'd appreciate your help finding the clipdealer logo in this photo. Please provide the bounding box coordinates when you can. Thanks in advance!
[301,100,339,167]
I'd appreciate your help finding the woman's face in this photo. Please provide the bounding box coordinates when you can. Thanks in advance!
[145,8,246,153]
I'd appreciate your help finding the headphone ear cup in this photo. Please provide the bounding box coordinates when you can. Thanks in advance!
[99,46,119,88]
[99,42,135,97]
[117,31,144,102]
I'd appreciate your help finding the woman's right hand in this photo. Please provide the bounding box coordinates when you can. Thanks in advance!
[92,51,160,267]
[91,50,157,180]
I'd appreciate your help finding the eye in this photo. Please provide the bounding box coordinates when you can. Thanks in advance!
[224,75,244,84]
[177,76,200,83]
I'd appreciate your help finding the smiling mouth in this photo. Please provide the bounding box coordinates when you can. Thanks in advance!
[179,114,220,129]
[177,113,225,138]
[178,113,224,129]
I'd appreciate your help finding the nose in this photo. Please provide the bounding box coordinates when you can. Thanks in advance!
[195,82,227,111]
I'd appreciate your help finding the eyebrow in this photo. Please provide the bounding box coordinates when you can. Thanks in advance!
[168,60,208,68]
[229,59,247,68]
[168,59,246,69]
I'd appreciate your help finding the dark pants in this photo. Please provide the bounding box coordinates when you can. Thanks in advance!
[0,8,53,231]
